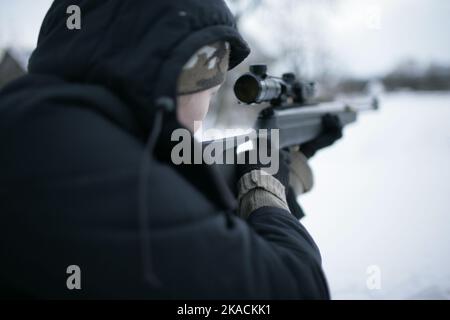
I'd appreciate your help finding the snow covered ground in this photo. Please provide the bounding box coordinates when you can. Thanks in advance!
[300,92,450,299]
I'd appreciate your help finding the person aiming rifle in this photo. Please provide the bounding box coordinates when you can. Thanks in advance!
[0,0,375,299]
[209,64,377,219]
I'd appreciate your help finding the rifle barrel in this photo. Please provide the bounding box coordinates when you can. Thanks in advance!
[255,98,378,148]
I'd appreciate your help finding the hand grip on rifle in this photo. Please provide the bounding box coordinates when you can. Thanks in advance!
[299,114,344,159]
[234,137,293,219]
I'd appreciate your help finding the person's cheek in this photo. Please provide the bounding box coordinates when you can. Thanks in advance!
[176,91,211,132]
[195,91,212,120]
[199,97,211,120]
[192,95,211,132]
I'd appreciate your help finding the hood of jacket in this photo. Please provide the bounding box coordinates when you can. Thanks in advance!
[28,0,250,131]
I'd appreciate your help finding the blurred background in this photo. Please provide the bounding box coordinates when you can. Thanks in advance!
[1,0,449,299]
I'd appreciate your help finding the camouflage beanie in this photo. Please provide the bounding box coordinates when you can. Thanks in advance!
[177,41,230,95]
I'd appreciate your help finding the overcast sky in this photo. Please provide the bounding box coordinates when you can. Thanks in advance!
[1,0,449,77]
[240,0,450,77]
[329,0,450,76]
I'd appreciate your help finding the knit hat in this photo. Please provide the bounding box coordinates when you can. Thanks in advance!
[177,41,230,95]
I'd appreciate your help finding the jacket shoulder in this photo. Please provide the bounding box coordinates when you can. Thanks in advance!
[0,75,217,225]
[1,75,142,174]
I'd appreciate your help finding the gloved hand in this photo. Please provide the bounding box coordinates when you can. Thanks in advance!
[235,137,292,218]
[287,114,343,219]
[235,138,291,189]
[289,148,314,193]
[299,114,343,159]
[235,114,343,219]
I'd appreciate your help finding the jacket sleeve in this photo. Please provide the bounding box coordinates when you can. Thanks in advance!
[151,205,331,300]
[244,206,330,299]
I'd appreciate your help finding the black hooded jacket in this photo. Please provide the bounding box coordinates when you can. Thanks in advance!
[0,0,329,299]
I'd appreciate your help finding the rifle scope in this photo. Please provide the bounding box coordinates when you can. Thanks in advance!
[234,65,316,106]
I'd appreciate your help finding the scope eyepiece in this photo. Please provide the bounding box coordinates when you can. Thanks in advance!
[234,73,283,104]
[234,65,316,106]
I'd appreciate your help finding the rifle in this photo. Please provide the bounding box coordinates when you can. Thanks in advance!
[205,64,379,189]
[232,64,379,148]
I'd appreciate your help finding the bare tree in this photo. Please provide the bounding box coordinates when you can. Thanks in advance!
[225,0,264,24]
[210,0,339,129]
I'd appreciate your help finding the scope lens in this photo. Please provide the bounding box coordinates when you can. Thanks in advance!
[234,74,260,104]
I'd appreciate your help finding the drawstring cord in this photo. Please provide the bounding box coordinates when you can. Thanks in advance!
[225,210,235,229]
[137,96,237,289]
[138,97,174,288]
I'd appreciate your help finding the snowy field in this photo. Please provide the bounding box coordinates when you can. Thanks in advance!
[301,92,450,299]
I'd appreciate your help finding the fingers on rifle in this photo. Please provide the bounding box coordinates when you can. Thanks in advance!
[322,114,343,140]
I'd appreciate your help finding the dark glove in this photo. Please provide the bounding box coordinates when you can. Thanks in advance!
[286,186,305,219]
[235,138,291,190]
[300,114,343,159]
